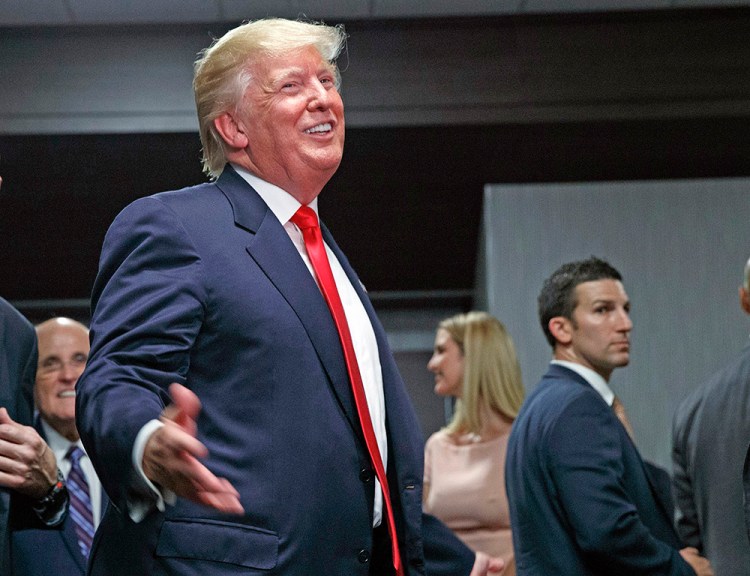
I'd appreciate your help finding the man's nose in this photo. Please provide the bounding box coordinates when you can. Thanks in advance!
[59,363,81,381]
[307,81,331,110]
[617,309,633,331]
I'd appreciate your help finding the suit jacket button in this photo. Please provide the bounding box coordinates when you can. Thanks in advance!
[358,549,370,564]
[359,467,373,482]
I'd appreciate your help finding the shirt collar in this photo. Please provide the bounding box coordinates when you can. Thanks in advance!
[231,164,319,225]
[551,359,615,406]
[39,417,85,461]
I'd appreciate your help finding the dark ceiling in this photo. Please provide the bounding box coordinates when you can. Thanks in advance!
[2,115,749,318]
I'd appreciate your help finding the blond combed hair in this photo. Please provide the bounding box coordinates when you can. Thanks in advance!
[193,18,347,178]
[440,312,525,436]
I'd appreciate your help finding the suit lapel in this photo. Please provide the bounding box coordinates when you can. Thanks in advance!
[215,169,361,437]
[547,364,679,538]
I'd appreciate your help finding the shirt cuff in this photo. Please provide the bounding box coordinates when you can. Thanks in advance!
[129,419,176,522]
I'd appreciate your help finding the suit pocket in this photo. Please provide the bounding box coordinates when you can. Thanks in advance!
[155,518,278,570]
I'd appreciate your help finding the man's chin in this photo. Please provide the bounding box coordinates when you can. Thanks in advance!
[615,354,630,367]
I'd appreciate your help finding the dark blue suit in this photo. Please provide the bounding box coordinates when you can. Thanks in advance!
[76,166,473,575]
[505,364,692,576]
[11,418,108,576]
[0,298,38,575]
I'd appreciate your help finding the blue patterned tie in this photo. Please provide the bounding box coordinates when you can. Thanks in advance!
[66,445,95,558]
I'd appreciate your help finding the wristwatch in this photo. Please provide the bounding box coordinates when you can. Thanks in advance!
[32,467,68,525]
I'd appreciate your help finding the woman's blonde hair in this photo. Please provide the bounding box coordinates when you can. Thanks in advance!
[440,311,525,435]
[193,18,347,178]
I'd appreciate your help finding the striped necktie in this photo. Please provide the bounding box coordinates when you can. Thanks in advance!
[66,445,95,558]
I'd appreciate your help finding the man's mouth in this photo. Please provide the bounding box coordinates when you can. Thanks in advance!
[305,123,332,134]
[59,390,76,398]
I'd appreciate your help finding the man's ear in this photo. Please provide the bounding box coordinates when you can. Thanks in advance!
[739,286,750,315]
[548,316,573,345]
[213,112,249,150]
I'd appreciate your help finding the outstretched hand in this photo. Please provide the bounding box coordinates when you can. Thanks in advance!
[142,383,244,515]
[470,551,505,576]
[0,408,58,499]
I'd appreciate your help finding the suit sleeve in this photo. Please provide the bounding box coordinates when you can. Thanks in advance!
[671,396,703,551]
[547,394,693,576]
[75,196,206,515]
[421,512,475,576]
[7,304,61,532]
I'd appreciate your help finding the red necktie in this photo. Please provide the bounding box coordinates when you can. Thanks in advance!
[291,205,404,576]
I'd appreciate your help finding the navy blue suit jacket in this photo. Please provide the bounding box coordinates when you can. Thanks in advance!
[11,418,108,576]
[505,364,693,576]
[76,166,473,576]
[0,298,39,574]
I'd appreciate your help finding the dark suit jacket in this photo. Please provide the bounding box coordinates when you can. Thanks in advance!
[743,444,750,547]
[0,298,38,575]
[505,364,692,576]
[11,417,109,576]
[75,166,474,576]
[672,341,750,575]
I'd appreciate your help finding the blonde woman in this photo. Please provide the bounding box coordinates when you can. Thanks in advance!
[424,312,525,575]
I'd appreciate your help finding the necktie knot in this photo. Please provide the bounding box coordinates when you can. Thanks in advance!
[66,445,85,466]
[290,205,319,231]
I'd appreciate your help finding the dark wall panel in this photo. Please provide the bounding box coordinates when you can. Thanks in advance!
[2,116,749,308]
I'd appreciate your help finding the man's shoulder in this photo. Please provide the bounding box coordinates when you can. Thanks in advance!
[0,297,33,335]
[112,181,229,229]
[514,368,599,433]
[692,343,750,406]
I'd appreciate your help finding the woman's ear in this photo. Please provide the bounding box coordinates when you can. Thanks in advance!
[213,112,249,150]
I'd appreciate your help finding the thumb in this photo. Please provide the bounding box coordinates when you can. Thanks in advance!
[0,407,14,425]
[488,558,505,573]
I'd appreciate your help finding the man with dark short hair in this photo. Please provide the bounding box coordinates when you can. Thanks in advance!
[505,256,712,576]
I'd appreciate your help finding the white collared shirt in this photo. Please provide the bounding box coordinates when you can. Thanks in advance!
[550,359,615,407]
[40,418,103,527]
[236,166,387,527]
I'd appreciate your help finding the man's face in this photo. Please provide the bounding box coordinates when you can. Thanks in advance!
[35,321,89,438]
[235,45,345,195]
[565,279,632,380]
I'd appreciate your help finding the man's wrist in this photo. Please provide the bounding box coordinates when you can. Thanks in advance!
[31,467,68,526]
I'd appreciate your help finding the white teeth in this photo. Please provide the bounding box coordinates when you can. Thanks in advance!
[305,123,331,134]
[59,391,76,398]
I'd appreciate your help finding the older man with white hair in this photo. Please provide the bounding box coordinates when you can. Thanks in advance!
[11,318,106,576]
